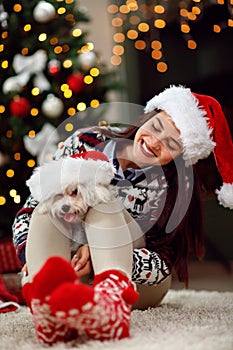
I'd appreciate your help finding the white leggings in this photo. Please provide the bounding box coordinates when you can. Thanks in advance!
[26,199,171,310]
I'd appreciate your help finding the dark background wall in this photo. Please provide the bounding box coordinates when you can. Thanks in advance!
[123,3,233,261]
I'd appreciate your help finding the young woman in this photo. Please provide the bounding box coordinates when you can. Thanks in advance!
[12,85,233,345]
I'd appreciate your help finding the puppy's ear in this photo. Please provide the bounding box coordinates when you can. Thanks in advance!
[95,185,113,203]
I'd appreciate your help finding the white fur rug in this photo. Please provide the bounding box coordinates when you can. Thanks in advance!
[0,289,232,350]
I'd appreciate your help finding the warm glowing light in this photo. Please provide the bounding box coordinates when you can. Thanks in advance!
[90,68,100,77]
[68,107,76,116]
[21,48,28,55]
[152,50,162,60]
[54,46,63,54]
[112,17,123,27]
[77,103,86,112]
[120,5,130,13]
[1,60,8,69]
[50,37,59,45]
[111,55,122,66]
[62,44,70,53]
[28,130,36,138]
[138,22,149,32]
[6,130,12,138]
[0,197,6,205]
[14,195,21,204]
[127,29,138,39]
[0,105,5,113]
[14,153,21,161]
[181,23,190,33]
[90,99,100,108]
[217,0,224,4]
[72,28,82,37]
[107,4,118,14]
[0,44,4,52]
[135,40,146,50]
[127,1,138,11]
[213,24,221,33]
[154,5,165,14]
[6,169,14,178]
[114,33,125,43]
[31,108,39,117]
[187,40,197,49]
[27,159,36,168]
[64,89,72,98]
[65,123,74,132]
[151,40,162,50]
[38,33,47,42]
[192,6,201,15]
[84,75,93,84]
[61,84,69,92]
[154,19,166,29]
[113,45,124,55]
[188,12,196,21]
[1,31,8,39]
[10,189,17,197]
[63,59,72,68]
[57,7,66,15]
[228,19,233,27]
[24,24,31,32]
[157,62,168,73]
[13,4,22,12]
[180,8,188,17]
[31,87,40,96]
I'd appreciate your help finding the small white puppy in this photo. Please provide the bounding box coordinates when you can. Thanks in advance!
[26,151,116,223]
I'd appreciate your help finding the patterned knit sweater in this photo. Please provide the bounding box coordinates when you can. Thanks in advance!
[12,126,169,265]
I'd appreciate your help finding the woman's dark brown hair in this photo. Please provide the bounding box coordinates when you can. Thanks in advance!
[95,111,205,286]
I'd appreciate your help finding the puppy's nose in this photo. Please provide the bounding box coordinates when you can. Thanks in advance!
[61,204,70,212]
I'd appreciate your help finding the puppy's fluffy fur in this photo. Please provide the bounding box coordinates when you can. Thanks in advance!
[38,183,115,223]
[26,152,116,223]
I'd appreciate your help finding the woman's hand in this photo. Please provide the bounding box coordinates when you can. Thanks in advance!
[71,245,92,277]
[21,263,28,276]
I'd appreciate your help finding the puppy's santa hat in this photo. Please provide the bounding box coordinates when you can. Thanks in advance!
[145,85,233,209]
[26,151,115,203]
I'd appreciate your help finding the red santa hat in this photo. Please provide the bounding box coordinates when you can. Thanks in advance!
[26,151,116,202]
[144,85,233,209]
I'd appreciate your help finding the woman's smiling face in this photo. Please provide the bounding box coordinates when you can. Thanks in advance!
[133,111,183,166]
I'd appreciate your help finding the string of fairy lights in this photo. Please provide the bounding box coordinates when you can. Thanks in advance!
[0,0,105,208]
[107,0,233,73]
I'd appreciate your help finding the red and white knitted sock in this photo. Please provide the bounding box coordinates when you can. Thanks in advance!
[49,269,139,341]
[22,256,78,346]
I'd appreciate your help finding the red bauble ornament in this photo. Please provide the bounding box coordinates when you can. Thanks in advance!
[67,73,85,94]
[48,59,61,76]
[9,97,31,118]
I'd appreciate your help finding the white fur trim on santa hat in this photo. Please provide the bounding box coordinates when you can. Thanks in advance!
[26,157,116,202]
[144,85,216,166]
[216,183,233,210]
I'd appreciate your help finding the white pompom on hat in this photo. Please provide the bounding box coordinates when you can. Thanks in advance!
[144,85,233,209]
[26,151,116,202]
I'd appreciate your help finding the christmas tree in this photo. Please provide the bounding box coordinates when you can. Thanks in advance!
[0,0,118,238]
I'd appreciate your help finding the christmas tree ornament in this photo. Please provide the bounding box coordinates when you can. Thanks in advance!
[77,51,97,71]
[3,50,50,94]
[33,1,56,23]
[0,3,8,29]
[2,77,22,94]
[48,59,61,76]
[9,97,31,119]
[41,94,64,119]
[67,72,85,94]
[24,123,60,165]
